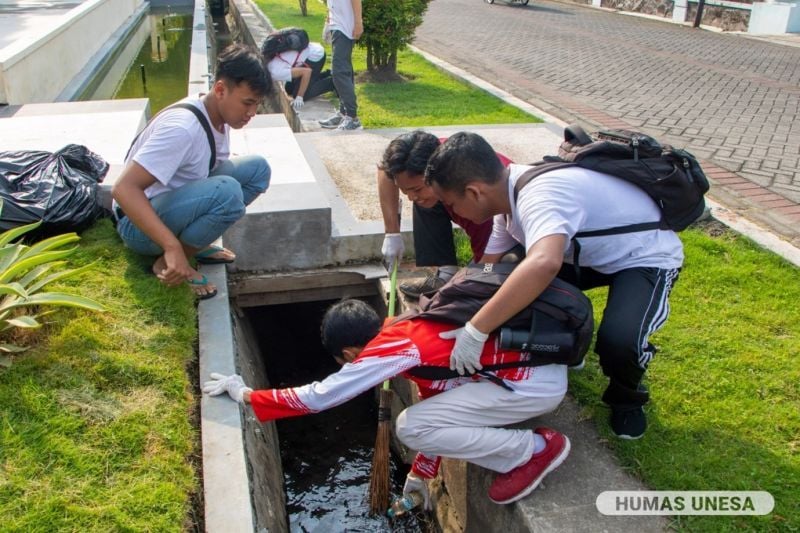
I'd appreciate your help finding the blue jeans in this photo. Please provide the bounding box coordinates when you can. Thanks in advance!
[117,155,270,256]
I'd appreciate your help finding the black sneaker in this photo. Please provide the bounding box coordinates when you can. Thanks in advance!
[610,406,647,440]
[399,273,445,300]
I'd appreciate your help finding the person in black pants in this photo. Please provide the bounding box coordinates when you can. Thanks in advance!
[424,132,683,440]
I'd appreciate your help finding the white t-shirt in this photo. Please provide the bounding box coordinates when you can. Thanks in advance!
[327,0,356,39]
[484,164,684,273]
[267,48,311,82]
[126,96,230,200]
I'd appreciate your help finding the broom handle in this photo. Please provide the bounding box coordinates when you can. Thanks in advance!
[382,260,398,392]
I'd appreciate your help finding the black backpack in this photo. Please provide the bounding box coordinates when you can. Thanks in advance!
[397,263,594,379]
[261,28,310,59]
[516,125,710,234]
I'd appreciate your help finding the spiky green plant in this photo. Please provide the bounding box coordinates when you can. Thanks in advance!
[0,207,104,366]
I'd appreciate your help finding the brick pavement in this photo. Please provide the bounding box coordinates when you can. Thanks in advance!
[414,0,800,246]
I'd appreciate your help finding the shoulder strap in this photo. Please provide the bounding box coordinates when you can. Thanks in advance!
[513,161,575,202]
[125,102,217,171]
[171,103,216,171]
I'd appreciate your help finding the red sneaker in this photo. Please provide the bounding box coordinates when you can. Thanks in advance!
[488,427,570,505]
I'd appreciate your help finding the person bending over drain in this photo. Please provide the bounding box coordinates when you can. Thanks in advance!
[203,299,570,507]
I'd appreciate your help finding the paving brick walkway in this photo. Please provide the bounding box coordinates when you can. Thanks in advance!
[414,0,800,246]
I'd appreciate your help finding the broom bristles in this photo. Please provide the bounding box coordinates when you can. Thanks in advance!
[368,388,393,515]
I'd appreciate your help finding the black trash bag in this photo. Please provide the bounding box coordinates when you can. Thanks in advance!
[0,144,110,236]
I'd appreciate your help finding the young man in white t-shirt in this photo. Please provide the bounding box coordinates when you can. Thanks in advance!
[112,44,272,300]
[318,0,363,131]
[424,131,684,440]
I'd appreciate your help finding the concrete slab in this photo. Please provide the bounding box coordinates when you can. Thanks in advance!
[0,98,147,158]
[225,114,334,272]
[299,124,563,223]
[0,0,81,50]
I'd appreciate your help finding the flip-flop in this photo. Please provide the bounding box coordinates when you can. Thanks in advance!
[188,274,218,300]
[195,245,235,265]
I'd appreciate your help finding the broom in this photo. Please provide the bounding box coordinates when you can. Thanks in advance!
[368,259,398,515]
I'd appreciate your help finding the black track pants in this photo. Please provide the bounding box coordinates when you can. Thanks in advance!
[557,264,681,408]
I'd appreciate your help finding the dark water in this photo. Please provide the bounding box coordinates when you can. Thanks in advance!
[113,8,192,113]
[248,300,429,533]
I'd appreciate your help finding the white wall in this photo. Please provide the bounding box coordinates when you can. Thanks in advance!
[749,2,800,34]
[0,0,144,104]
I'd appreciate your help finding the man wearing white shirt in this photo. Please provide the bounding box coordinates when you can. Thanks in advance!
[319,0,363,131]
[112,44,271,300]
[425,131,684,440]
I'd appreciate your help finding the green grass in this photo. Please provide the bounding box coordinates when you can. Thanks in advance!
[0,221,199,531]
[252,0,537,128]
[456,221,800,531]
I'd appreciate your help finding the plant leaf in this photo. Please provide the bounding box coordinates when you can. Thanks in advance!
[0,248,78,283]
[5,316,41,328]
[0,343,29,353]
[16,262,63,289]
[20,233,80,259]
[0,220,43,247]
[27,262,98,293]
[0,244,25,273]
[6,292,105,312]
[0,282,28,298]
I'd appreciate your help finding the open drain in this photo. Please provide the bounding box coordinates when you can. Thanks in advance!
[234,281,434,532]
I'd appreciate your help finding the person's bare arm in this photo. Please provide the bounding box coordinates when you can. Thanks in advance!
[290,66,312,97]
[111,162,195,285]
[351,0,363,39]
[377,168,401,233]
[470,234,566,334]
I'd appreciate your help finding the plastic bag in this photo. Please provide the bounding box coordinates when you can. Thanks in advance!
[0,144,110,235]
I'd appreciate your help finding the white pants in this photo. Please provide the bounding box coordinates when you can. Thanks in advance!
[395,381,564,474]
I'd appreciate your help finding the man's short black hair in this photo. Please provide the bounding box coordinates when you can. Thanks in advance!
[425,132,503,194]
[215,43,272,97]
[320,299,381,358]
[378,130,441,180]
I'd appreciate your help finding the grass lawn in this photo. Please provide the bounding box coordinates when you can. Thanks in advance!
[252,0,537,128]
[0,221,200,531]
[572,221,800,532]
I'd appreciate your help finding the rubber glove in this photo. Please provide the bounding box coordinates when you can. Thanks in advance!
[202,373,252,403]
[381,233,405,272]
[291,96,304,112]
[403,472,431,510]
[439,322,487,375]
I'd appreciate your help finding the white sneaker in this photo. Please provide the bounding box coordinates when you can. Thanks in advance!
[335,116,363,131]
[319,112,344,128]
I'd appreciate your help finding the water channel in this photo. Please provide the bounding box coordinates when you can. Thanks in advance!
[112,6,193,113]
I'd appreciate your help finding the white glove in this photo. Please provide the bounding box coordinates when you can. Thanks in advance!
[291,96,304,112]
[381,233,404,272]
[439,322,487,375]
[403,472,431,510]
[202,373,252,403]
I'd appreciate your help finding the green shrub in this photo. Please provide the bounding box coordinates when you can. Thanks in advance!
[360,0,431,76]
